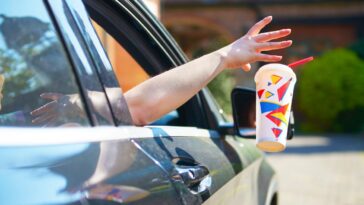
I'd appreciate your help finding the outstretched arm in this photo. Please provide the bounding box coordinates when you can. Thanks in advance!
[125,16,292,126]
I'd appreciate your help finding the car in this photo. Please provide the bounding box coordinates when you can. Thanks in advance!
[0,0,293,204]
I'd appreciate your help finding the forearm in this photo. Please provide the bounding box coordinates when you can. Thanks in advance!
[125,51,226,125]
[125,16,292,126]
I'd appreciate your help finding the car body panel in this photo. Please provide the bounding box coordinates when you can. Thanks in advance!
[0,0,279,204]
[0,127,184,205]
[46,0,115,126]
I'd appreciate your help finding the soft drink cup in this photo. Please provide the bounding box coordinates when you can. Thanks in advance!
[254,63,296,152]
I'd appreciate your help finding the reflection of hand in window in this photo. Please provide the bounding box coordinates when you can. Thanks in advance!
[30,93,85,127]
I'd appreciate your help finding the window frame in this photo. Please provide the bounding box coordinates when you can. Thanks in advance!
[46,0,116,126]
[82,0,210,128]
[62,0,134,125]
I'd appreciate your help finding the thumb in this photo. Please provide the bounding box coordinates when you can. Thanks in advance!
[241,63,251,72]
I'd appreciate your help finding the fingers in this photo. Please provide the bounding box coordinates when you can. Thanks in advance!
[255,54,282,62]
[242,63,251,72]
[246,16,272,36]
[40,93,63,101]
[32,112,57,124]
[30,101,57,116]
[254,29,291,43]
[255,40,292,52]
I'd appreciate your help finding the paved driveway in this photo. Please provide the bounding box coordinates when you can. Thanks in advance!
[266,135,364,205]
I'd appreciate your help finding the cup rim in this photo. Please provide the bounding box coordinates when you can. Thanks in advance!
[254,63,296,83]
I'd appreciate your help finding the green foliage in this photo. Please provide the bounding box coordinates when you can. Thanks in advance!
[349,38,364,59]
[0,49,37,105]
[207,70,235,114]
[297,48,364,132]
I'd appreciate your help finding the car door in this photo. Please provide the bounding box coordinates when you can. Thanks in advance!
[0,1,184,204]
[78,0,258,204]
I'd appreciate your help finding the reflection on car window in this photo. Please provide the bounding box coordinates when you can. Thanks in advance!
[0,0,90,127]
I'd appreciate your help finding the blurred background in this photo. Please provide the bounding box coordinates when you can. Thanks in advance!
[141,0,364,205]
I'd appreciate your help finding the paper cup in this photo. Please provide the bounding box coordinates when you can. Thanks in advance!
[254,64,296,152]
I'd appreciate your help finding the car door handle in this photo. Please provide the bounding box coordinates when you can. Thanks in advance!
[176,165,209,188]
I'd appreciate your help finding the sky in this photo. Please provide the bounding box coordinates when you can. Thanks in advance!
[0,0,50,49]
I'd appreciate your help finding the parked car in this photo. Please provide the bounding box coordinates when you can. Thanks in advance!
[0,0,293,204]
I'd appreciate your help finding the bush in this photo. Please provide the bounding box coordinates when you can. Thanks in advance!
[207,70,235,114]
[297,48,364,132]
[350,38,364,59]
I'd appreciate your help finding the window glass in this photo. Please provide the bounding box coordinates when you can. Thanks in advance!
[0,0,90,127]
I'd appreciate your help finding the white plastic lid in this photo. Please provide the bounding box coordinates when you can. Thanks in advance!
[254,63,296,83]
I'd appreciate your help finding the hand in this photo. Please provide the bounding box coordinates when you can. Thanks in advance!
[217,16,292,71]
[31,93,84,126]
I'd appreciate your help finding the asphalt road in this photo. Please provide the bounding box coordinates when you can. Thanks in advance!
[266,135,364,205]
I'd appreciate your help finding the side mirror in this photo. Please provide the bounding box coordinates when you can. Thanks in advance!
[231,87,294,140]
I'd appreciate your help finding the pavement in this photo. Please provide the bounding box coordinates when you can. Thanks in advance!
[266,135,364,205]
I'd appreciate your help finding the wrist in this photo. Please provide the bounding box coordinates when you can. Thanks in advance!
[214,47,229,70]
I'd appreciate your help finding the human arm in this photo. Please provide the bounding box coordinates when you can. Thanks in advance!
[125,16,292,125]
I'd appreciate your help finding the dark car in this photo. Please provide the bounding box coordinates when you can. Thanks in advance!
[0,0,290,204]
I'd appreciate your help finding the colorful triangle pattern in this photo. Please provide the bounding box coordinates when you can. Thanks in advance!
[268,82,272,86]
[265,103,289,126]
[257,89,265,99]
[271,75,282,85]
[265,91,274,99]
[260,101,281,113]
[277,78,292,101]
[270,113,288,125]
[272,128,282,138]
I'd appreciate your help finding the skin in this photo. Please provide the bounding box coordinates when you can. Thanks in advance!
[31,16,292,126]
[125,16,292,125]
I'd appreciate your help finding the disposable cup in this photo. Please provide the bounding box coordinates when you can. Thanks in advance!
[254,63,296,152]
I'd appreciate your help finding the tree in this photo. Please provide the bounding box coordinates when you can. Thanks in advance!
[297,48,364,132]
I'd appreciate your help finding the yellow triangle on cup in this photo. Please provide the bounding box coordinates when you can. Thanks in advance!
[271,112,288,125]
[265,91,274,99]
[271,75,282,85]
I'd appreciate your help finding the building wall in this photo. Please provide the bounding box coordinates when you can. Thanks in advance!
[162,1,364,57]
[92,1,161,92]
[161,1,364,87]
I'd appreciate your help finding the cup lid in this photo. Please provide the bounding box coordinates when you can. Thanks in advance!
[255,63,296,83]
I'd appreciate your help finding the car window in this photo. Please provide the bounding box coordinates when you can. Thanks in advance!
[92,21,180,125]
[0,0,90,127]
[93,21,150,92]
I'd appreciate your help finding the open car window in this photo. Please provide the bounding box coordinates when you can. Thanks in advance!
[91,19,181,126]
[0,0,90,127]
[83,0,207,128]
